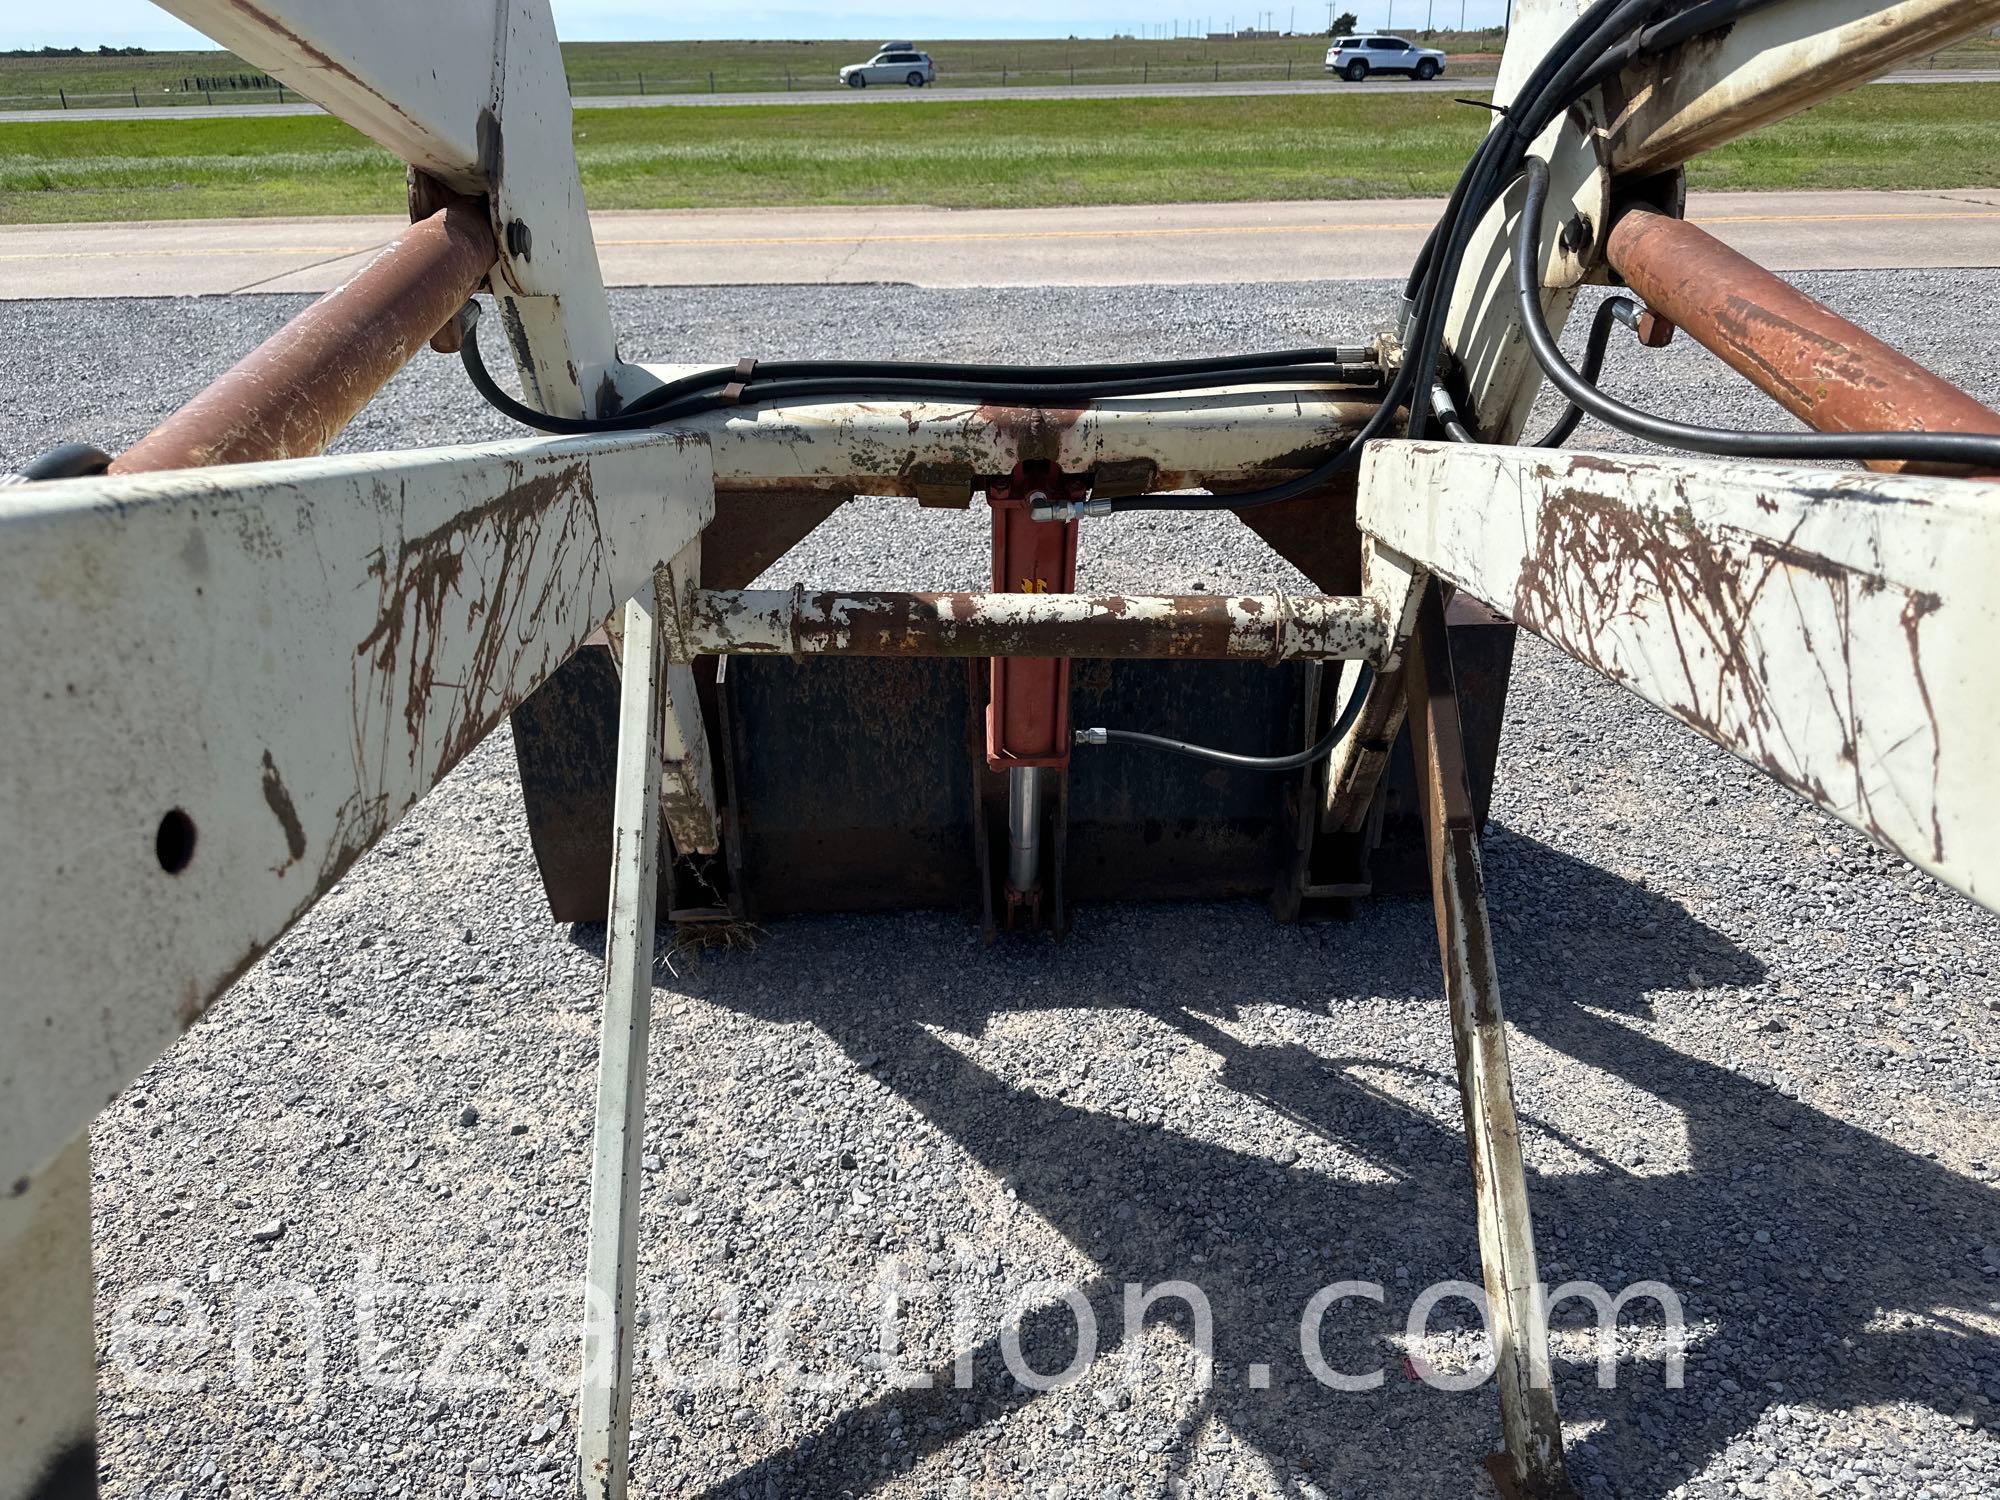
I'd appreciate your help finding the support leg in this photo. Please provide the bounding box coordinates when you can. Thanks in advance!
[1,1134,96,1500]
[1403,582,1570,1499]
[577,590,667,1500]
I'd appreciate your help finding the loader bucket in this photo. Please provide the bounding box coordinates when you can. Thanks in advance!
[510,595,1516,932]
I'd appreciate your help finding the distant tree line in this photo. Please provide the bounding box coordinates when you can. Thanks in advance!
[2,44,153,57]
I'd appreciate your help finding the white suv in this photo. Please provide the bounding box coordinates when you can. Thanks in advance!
[839,49,936,88]
[1325,35,1446,82]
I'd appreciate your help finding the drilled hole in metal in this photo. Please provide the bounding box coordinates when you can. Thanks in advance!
[156,809,197,875]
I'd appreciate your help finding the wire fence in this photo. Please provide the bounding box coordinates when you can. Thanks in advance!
[1,82,302,110]
[563,58,1428,94]
[3,46,1995,111]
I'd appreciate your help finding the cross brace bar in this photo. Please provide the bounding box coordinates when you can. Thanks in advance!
[680,589,1386,663]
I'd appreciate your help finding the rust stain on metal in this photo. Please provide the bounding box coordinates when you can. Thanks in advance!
[1607,207,2000,474]
[260,750,307,872]
[689,589,1379,662]
[1509,479,1946,862]
[111,199,495,475]
[355,458,610,787]
[972,402,1086,464]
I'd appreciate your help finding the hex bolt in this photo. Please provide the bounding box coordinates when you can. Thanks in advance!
[1559,212,1594,257]
[505,219,533,261]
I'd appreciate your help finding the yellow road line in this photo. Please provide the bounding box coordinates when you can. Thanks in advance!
[589,208,2000,250]
[2,208,1997,263]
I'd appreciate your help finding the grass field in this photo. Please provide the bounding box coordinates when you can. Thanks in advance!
[6,30,1999,108]
[0,33,1518,107]
[4,83,2000,224]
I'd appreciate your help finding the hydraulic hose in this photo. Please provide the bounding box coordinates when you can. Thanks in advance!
[1077,662,1376,771]
[1527,294,1640,449]
[1512,158,2000,469]
[459,0,1836,510]
[460,316,1379,435]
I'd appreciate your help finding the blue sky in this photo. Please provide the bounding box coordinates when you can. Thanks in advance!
[6,1,1509,52]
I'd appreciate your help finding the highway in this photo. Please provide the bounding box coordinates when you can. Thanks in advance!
[5,67,1996,124]
[4,189,1996,299]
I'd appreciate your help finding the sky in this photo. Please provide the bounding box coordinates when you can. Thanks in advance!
[5,1,1511,52]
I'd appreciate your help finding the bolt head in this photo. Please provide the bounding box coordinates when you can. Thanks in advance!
[505,219,533,260]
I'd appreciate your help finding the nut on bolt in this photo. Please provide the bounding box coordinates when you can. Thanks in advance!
[1559,212,1594,257]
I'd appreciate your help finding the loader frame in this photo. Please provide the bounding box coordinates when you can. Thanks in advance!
[5,3,2000,1497]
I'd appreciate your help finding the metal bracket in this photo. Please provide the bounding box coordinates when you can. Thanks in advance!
[577,590,668,1499]
[1405,580,1571,1498]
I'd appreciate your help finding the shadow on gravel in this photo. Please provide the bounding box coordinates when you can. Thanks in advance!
[589,825,1998,1498]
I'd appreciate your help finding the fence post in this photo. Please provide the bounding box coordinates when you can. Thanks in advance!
[786,68,793,91]
[709,70,715,93]
[204,90,212,104]
[1287,58,1293,79]
[638,71,646,94]
[58,88,67,108]
[277,83,285,103]
[132,86,140,107]
[1002,66,1008,86]
[1143,60,1148,83]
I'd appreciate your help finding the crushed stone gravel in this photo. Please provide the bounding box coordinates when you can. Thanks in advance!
[5,272,1997,1500]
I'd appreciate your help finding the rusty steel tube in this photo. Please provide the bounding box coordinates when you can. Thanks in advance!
[111,200,496,474]
[1604,207,2000,473]
[685,589,1386,662]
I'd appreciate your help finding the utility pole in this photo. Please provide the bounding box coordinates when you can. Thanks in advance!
[1426,0,1433,31]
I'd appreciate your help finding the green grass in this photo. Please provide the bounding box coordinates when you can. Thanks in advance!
[6,30,1997,108]
[4,83,2000,224]
[0,33,1513,108]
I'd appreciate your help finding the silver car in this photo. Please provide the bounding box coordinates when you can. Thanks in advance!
[839,48,936,88]
[1324,34,1446,82]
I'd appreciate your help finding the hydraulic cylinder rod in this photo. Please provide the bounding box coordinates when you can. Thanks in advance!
[1604,206,2000,474]
[112,198,496,474]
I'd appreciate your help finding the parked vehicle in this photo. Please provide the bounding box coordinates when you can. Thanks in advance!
[839,48,936,88]
[1324,34,1446,81]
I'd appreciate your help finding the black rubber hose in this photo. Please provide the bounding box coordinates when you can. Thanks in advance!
[1085,662,1376,771]
[620,345,1379,414]
[1528,294,1639,448]
[1513,158,2000,468]
[1110,0,1653,510]
[462,321,1379,433]
[629,364,1384,424]
[1400,0,1662,440]
[5,442,113,482]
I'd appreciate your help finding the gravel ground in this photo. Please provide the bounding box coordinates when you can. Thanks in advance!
[7,273,1999,1500]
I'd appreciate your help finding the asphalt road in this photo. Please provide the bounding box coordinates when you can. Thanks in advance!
[5,67,1996,123]
[4,189,1997,300]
